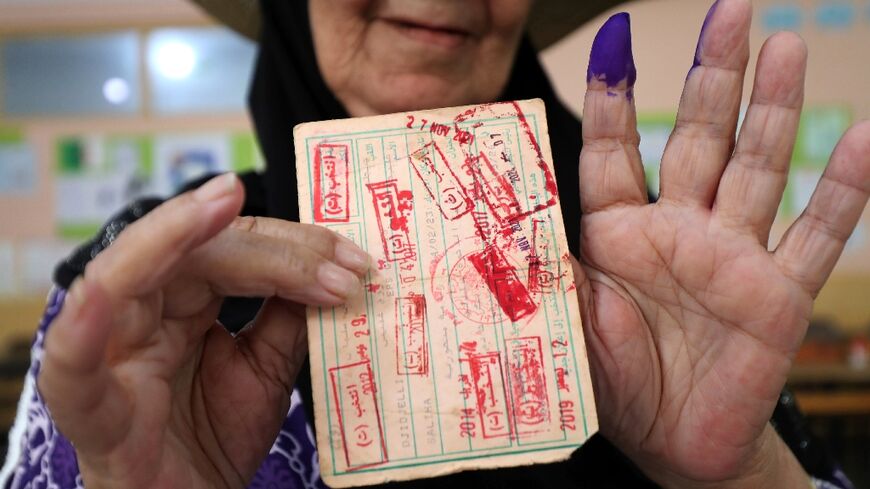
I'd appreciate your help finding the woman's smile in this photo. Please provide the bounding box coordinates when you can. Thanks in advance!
[378,17,472,50]
[310,0,532,116]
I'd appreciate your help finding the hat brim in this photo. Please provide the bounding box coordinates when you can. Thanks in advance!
[528,0,630,49]
[189,0,261,41]
[189,0,628,49]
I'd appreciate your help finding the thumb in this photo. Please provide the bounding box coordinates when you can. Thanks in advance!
[39,278,132,455]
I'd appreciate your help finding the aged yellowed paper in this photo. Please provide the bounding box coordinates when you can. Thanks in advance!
[295,99,597,487]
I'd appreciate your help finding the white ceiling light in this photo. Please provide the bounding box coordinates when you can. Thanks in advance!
[153,41,197,80]
[102,77,131,105]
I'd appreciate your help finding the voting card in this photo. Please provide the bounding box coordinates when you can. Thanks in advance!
[295,99,597,487]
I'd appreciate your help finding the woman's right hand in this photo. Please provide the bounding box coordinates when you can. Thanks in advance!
[37,173,371,489]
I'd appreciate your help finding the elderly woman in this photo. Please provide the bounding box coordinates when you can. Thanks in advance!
[2,0,868,487]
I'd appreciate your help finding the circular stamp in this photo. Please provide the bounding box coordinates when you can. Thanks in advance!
[431,236,539,325]
[446,250,508,325]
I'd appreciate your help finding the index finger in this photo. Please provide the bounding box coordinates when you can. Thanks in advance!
[87,172,244,298]
[579,12,647,214]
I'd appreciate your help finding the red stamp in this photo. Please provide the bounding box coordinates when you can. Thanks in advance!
[329,360,388,471]
[366,180,415,262]
[408,142,473,221]
[395,295,428,376]
[313,143,351,223]
[527,219,557,294]
[467,245,537,322]
[504,336,550,435]
[463,351,512,439]
[453,102,558,220]
[467,153,523,224]
[446,248,506,325]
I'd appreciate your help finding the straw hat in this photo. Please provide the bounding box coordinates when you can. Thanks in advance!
[188,0,629,49]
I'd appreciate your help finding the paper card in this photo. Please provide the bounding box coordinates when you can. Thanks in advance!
[295,99,597,487]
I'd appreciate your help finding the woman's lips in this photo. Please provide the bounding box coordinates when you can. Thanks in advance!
[382,19,471,49]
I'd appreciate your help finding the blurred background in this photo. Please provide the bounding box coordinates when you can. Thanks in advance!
[0,0,867,486]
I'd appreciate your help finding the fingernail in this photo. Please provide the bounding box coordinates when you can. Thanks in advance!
[692,0,720,69]
[318,262,362,299]
[587,12,636,92]
[194,173,237,202]
[334,239,371,275]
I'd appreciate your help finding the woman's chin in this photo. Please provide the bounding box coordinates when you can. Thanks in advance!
[353,75,496,116]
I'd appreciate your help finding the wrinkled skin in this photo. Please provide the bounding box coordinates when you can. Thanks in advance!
[37,0,869,488]
[310,0,532,115]
[576,1,869,486]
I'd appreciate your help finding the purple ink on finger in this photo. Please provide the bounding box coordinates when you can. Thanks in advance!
[692,0,720,69]
[587,12,636,97]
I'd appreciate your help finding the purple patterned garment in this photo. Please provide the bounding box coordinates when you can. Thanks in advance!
[0,288,327,489]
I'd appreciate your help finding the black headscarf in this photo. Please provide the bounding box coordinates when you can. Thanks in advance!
[248,0,582,256]
[245,1,661,487]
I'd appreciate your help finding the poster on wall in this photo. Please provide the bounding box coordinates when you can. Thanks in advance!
[154,133,232,195]
[0,241,15,296]
[53,131,265,240]
[19,240,79,294]
[55,134,153,239]
[636,113,677,200]
[0,127,36,195]
[230,132,266,174]
[782,106,852,218]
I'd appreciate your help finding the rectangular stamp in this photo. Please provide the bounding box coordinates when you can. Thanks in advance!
[395,295,428,376]
[408,142,473,221]
[329,360,388,471]
[463,352,512,439]
[467,152,523,224]
[366,180,415,262]
[527,219,557,294]
[467,245,537,322]
[453,102,558,221]
[504,336,550,435]
[313,143,351,223]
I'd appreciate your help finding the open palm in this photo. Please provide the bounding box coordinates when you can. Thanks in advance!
[576,2,869,486]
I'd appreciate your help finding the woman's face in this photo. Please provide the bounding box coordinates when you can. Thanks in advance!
[310,0,533,116]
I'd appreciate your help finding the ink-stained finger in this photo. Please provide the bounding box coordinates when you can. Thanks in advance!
[579,13,647,214]
[658,0,752,207]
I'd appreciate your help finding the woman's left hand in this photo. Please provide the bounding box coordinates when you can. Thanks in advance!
[575,1,869,487]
